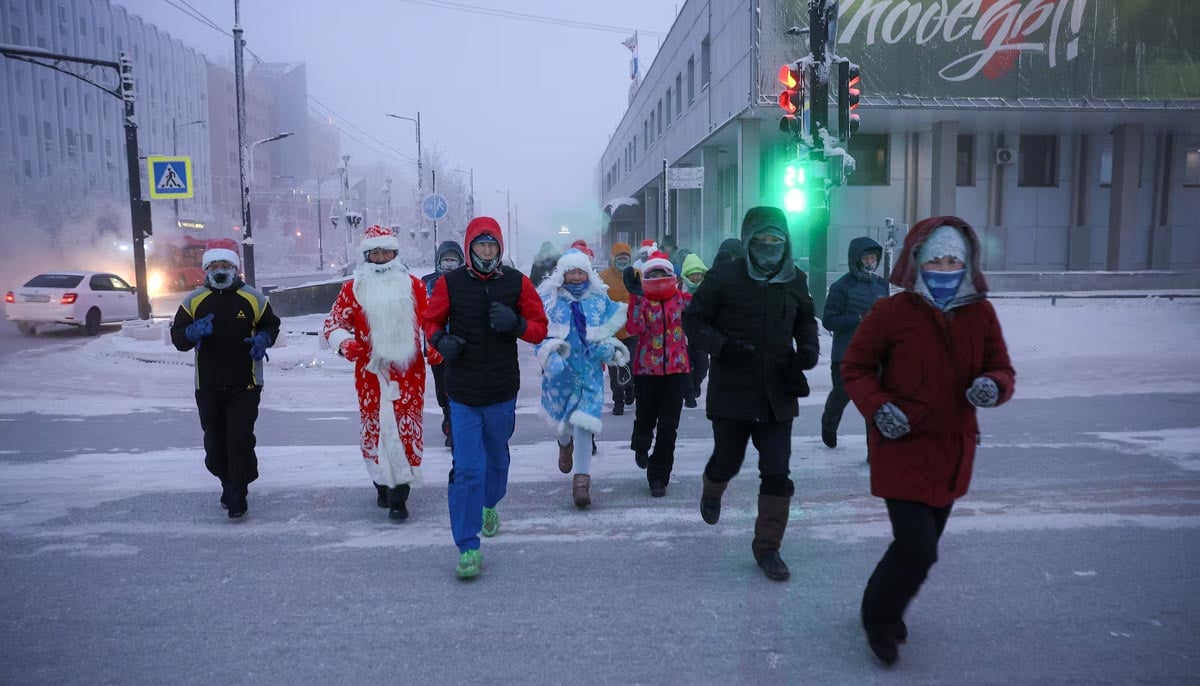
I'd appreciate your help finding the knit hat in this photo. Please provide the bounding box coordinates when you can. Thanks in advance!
[681,252,708,278]
[202,248,240,270]
[641,251,674,276]
[360,224,401,253]
[611,241,632,257]
[638,239,658,258]
[917,225,969,266]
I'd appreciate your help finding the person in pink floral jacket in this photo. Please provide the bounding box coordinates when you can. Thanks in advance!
[625,251,692,497]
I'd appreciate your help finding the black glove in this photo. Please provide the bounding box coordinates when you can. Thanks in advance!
[966,376,999,408]
[721,338,756,362]
[874,402,911,440]
[794,344,819,371]
[433,333,467,362]
[622,266,643,296]
[489,302,525,336]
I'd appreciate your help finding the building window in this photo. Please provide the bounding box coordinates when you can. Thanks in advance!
[105,138,112,157]
[58,6,66,23]
[42,121,51,140]
[99,26,105,45]
[657,100,663,137]
[665,88,672,123]
[1018,135,1058,187]
[675,74,682,115]
[1185,146,1200,186]
[36,35,46,48]
[18,114,28,136]
[632,135,637,163]
[35,0,44,15]
[9,25,20,43]
[847,134,890,186]
[701,37,711,89]
[650,112,656,141]
[86,134,94,153]
[956,135,975,186]
[1099,144,1113,186]
[40,79,47,100]
[63,86,71,108]
[687,57,696,104]
[23,160,32,178]
[643,121,648,150]
[79,17,86,35]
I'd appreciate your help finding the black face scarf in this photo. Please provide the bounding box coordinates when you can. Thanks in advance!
[470,236,501,274]
[746,227,789,281]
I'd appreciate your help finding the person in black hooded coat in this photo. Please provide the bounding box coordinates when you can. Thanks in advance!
[682,206,819,582]
[422,240,466,447]
[820,236,889,449]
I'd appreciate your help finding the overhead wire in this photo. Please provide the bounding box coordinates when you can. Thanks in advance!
[393,0,667,37]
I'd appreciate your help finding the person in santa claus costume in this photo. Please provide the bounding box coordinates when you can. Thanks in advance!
[323,225,428,522]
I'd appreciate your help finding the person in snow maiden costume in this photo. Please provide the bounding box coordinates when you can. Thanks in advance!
[536,249,629,508]
[529,241,562,287]
[323,226,429,521]
[679,252,709,408]
[821,236,889,449]
[682,206,819,582]
[423,216,549,579]
[599,241,636,415]
[171,247,280,519]
[422,240,465,448]
[625,251,691,498]
[842,217,1015,666]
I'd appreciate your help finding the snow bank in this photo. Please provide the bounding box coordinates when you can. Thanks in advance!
[0,297,1196,417]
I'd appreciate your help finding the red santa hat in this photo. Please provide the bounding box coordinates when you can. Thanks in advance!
[638,239,658,257]
[641,251,674,276]
[360,224,401,253]
[570,239,595,260]
[202,248,240,270]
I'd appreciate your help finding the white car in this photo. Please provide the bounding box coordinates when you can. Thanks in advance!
[5,272,140,336]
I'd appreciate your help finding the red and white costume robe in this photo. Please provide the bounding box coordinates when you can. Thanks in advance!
[323,267,428,487]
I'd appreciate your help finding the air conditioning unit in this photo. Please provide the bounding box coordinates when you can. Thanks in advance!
[995,148,1015,165]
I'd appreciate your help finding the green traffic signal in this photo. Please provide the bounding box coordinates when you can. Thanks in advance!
[783,162,807,214]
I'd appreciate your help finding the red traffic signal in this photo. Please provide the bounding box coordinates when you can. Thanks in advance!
[778,62,803,115]
[838,60,862,140]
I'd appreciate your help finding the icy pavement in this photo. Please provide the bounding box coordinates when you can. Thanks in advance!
[0,298,1198,683]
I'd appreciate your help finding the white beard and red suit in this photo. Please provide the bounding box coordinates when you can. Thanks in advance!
[323,231,428,487]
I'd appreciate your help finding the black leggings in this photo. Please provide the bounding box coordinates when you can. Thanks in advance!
[861,499,953,627]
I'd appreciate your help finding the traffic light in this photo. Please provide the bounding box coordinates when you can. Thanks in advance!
[778,62,804,136]
[838,60,861,140]
[781,159,808,215]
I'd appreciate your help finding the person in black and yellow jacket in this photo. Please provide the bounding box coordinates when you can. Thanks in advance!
[170,247,280,519]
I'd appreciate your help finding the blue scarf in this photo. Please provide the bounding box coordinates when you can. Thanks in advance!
[569,300,590,354]
[922,269,965,309]
[564,281,590,298]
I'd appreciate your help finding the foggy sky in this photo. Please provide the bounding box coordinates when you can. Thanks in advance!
[117,0,679,260]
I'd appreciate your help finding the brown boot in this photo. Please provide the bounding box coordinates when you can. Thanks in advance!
[572,474,591,508]
[558,439,573,474]
[752,494,791,581]
[700,473,729,525]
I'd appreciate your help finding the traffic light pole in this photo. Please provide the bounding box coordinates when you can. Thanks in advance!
[806,0,835,313]
[0,45,153,319]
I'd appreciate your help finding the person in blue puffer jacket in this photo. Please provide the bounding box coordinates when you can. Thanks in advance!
[536,249,629,509]
[821,236,890,449]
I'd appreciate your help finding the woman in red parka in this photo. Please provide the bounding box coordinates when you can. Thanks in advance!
[842,216,1016,667]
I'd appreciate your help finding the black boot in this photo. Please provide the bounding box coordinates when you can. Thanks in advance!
[387,484,410,521]
[443,418,454,448]
[752,494,791,581]
[861,609,900,665]
[219,484,229,510]
[226,487,248,519]
[700,473,728,525]
[822,429,837,448]
[613,401,624,416]
[684,396,697,409]
[374,483,388,508]
[624,387,635,405]
[634,449,649,470]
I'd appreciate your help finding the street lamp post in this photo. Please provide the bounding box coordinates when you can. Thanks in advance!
[385,112,421,195]
[172,118,206,224]
[242,131,293,285]
[452,167,474,218]
[494,188,512,264]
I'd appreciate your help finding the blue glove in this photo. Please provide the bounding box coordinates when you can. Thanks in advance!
[185,313,214,346]
[587,342,615,363]
[544,350,567,378]
[243,331,272,361]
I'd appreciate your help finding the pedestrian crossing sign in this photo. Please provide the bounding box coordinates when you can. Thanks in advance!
[147,155,193,200]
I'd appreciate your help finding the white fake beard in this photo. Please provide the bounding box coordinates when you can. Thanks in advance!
[353,262,417,368]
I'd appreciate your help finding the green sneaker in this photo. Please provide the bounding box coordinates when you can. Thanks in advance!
[481,507,500,538]
[455,549,482,579]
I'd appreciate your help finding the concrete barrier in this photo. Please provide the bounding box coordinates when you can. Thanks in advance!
[267,278,349,317]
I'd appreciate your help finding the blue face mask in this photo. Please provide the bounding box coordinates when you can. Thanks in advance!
[922,268,965,307]
[563,280,590,297]
[207,268,236,290]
